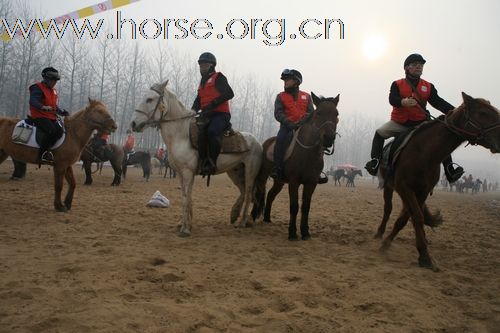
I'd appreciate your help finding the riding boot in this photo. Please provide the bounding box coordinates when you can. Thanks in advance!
[197,130,209,174]
[271,139,287,180]
[365,132,384,176]
[443,155,464,183]
[206,135,221,175]
[37,132,53,165]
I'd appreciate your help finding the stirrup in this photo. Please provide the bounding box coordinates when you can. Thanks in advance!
[41,151,54,164]
[364,158,379,176]
[445,163,464,183]
[318,172,328,184]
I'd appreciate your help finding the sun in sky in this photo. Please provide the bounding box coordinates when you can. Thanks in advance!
[362,35,388,60]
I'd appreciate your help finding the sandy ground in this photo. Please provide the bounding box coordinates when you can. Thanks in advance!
[0,162,499,333]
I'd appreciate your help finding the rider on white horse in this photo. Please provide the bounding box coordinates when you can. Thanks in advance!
[191,52,234,175]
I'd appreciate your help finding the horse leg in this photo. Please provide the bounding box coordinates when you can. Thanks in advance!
[111,159,122,186]
[380,207,409,251]
[53,166,67,212]
[64,166,76,210]
[288,182,300,241]
[300,182,317,240]
[263,180,284,223]
[375,186,394,238]
[83,160,93,185]
[178,169,195,237]
[401,189,437,270]
[226,167,245,225]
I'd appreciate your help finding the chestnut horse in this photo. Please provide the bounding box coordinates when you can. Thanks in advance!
[80,143,124,186]
[375,93,500,270]
[130,81,263,237]
[252,93,339,240]
[0,99,117,211]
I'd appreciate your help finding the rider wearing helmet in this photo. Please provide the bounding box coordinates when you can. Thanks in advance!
[191,52,234,175]
[364,53,464,183]
[270,68,314,180]
[29,67,68,164]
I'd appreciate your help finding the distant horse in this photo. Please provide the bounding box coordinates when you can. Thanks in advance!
[0,99,117,211]
[130,81,263,236]
[252,93,339,240]
[122,150,151,181]
[162,156,176,179]
[333,168,345,186]
[375,93,500,270]
[345,169,362,187]
[80,143,123,186]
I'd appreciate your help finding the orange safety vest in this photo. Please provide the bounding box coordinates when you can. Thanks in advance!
[124,134,135,150]
[197,72,230,113]
[29,82,58,120]
[391,78,432,124]
[279,91,310,123]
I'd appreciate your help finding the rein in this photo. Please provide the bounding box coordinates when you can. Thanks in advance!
[295,115,337,155]
[442,107,500,145]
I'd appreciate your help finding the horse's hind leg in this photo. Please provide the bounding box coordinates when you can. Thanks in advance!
[380,207,409,251]
[64,166,76,210]
[287,182,300,241]
[263,180,284,223]
[83,160,93,185]
[111,159,122,186]
[375,186,394,238]
[226,166,245,225]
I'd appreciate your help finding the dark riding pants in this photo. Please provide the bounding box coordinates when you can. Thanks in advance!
[32,117,63,156]
[274,125,292,170]
[198,112,231,165]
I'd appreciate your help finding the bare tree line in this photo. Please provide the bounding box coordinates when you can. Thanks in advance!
[0,0,378,169]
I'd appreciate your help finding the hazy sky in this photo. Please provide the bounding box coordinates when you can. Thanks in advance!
[24,0,500,176]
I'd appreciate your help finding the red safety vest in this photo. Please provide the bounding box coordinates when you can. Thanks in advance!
[197,72,230,113]
[124,134,135,151]
[391,78,432,124]
[279,91,310,123]
[29,82,58,120]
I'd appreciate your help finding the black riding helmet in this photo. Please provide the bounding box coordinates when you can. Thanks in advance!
[41,67,60,81]
[198,52,217,66]
[280,69,302,85]
[404,54,426,67]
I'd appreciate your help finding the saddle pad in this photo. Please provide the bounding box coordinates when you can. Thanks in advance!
[189,121,249,153]
[265,128,301,162]
[12,119,66,149]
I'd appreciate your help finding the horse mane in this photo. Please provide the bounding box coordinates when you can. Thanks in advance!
[163,86,196,116]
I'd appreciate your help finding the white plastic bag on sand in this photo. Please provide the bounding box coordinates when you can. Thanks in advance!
[146,190,170,208]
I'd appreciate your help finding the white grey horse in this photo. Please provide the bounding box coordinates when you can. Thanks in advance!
[131,81,263,237]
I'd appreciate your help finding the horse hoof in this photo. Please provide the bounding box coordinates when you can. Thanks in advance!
[55,206,68,213]
[418,257,439,272]
[379,241,391,252]
[374,232,383,239]
[263,219,272,224]
[177,231,191,237]
[301,235,311,241]
[288,235,299,241]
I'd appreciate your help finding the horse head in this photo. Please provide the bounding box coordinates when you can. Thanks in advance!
[83,98,117,133]
[131,80,177,132]
[310,92,340,152]
[446,92,500,153]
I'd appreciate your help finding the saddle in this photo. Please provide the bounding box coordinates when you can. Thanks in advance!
[189,120,249,153]
[265,128,301,162]
[11,118,65,149]
[380,127,419,176]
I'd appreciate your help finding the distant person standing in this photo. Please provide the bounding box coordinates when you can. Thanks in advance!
[123,129,135,160]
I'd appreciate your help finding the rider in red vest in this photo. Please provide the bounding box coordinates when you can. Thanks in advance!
[364,53,464,183]
[191,52,234,175]
[90,129,111,160]
[29,67,68,164]
[270,69,314,180]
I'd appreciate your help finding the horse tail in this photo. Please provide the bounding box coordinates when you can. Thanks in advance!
[423,205,443,228]
[251,155,271,221]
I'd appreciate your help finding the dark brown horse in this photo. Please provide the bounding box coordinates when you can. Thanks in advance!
[345,169,362,187]
[80,143,124,186]
[252,93,339,240]
[0,99,117,211]
[375,93,500,270]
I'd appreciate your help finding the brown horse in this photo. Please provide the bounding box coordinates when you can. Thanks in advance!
[80,143,124,186]
[252,93,339,240]
[0,99,117,211]
[375,93,500,270]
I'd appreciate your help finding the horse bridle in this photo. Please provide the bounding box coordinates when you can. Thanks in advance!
[444,107,500,145]
[295,114,338,155]
[134,86,195,128]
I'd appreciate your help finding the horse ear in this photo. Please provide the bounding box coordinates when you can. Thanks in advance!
[462,92,475,106]
[88,97,95,104]
[333,94,340,105]
[160,80,169,91]
[311,92,321,107]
